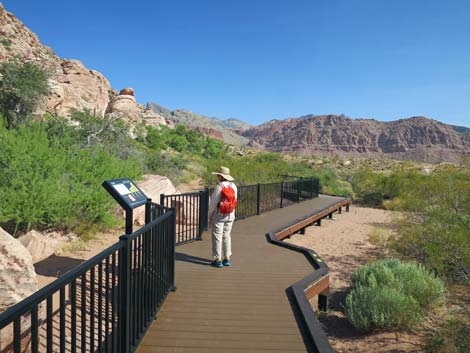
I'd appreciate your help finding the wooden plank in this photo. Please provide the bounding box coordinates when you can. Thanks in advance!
[138,346,307,353]
[304,275,330,300]
[140,336,307,351]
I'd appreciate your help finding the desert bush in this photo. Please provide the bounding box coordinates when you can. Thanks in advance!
[0,60,49,128]
[423,320,470,353]
[346,259,445,332]
[346,285,422,332]
[390,167,470,284]
[351,168,411,206]
[141,124,227,159]
[0,122,140,234]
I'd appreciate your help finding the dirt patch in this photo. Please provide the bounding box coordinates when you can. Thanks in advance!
[35,229,122,289]
[176,178,204,193]
[285,206,426,353]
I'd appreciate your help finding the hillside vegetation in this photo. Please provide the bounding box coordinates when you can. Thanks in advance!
[0,61,350,236]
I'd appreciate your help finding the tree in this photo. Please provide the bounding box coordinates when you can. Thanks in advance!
[0,60,49,128]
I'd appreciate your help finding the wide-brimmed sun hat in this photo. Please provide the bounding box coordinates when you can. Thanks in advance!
[211,166,234,181]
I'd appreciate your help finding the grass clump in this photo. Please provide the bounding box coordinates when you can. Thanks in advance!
[346,259,445,332]
[423,319,470,353]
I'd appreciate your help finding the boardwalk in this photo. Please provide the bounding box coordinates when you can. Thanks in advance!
[137,195,346,353]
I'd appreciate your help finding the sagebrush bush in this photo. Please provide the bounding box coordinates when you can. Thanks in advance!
[346,285,422,331]
[346,259,445,332]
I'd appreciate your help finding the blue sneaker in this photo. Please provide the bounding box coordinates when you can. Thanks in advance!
[222,259,231,267]
[212,260,223,268]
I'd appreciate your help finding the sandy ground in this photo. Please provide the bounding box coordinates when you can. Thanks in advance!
[35,229,122,289]
[285,206,426,353]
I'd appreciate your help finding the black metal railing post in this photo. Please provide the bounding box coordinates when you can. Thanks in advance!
[297,179,301,202]
[169,209,177,292]
[197,191,204,240]
[280,182,284,208]
[160,193,165,208]
[145,198,152,224]
[125,209,133,235]
[202,188,209,230]
[256,183,261,215]
[118,235,131,353]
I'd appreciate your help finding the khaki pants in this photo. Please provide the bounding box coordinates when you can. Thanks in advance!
[211,218,234,260]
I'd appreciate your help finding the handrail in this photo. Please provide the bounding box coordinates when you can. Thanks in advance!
[0,241,123,329]
[0,208,177,353]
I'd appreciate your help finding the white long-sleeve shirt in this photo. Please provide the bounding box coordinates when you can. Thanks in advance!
[208,181,238,221]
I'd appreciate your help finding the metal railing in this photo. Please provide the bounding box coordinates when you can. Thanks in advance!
[0,202,175,353]
[234,177,320,219]
[160,190,209,245]
[160,178,319,245]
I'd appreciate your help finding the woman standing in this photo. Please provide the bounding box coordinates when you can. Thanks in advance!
[208,166,238,268]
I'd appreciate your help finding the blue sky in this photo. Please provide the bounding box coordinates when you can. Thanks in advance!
[3,0,470,126]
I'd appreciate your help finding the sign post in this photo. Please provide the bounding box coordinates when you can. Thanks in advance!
[102,178,148,234]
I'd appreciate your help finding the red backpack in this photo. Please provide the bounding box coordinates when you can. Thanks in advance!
[218,182,237,215]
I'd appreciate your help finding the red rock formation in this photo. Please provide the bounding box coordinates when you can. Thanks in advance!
[194,127,224,140]
[242,115,470,163]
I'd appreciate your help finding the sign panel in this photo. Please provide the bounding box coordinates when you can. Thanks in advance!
[102,178,148,211]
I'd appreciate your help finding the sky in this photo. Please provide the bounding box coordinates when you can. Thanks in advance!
[3,0,470,127]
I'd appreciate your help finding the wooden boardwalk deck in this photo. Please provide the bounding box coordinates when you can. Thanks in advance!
[136,195,346,353]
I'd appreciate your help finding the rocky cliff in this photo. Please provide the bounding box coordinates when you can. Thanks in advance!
[240,115,470,163]
[0,3,168,126]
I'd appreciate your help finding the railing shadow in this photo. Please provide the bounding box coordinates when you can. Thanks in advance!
[175,252,212,266]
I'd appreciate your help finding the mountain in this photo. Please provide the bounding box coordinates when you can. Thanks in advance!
[147,103,250,146]
[240,115,470,163]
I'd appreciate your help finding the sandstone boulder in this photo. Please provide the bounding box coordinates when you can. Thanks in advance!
[106,93,140,123]
[128,175,177,226]
[0,228,39,353]
[18,230,64,263]
[106,88,170,127]
[0,227,38,313]
[119,87,135,96]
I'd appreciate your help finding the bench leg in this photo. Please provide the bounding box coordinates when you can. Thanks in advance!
[318,293,328,311]
[328,213,333,219]
[346,204,350,212]
[299,228,306,235]
[316,219,321,226]
[338,207,342,214]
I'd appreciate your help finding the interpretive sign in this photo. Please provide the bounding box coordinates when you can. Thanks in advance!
[102,178,147,211]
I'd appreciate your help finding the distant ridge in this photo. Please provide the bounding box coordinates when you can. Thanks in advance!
[239,114,470,163]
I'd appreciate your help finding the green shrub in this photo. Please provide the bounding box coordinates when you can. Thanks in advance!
[390,168,470,284]
[0,122,140,234]
[346,259,445,332]
[423,320,470,353]
[0,60,49,128]
[351,259,445,308]
[346,285,422,332]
